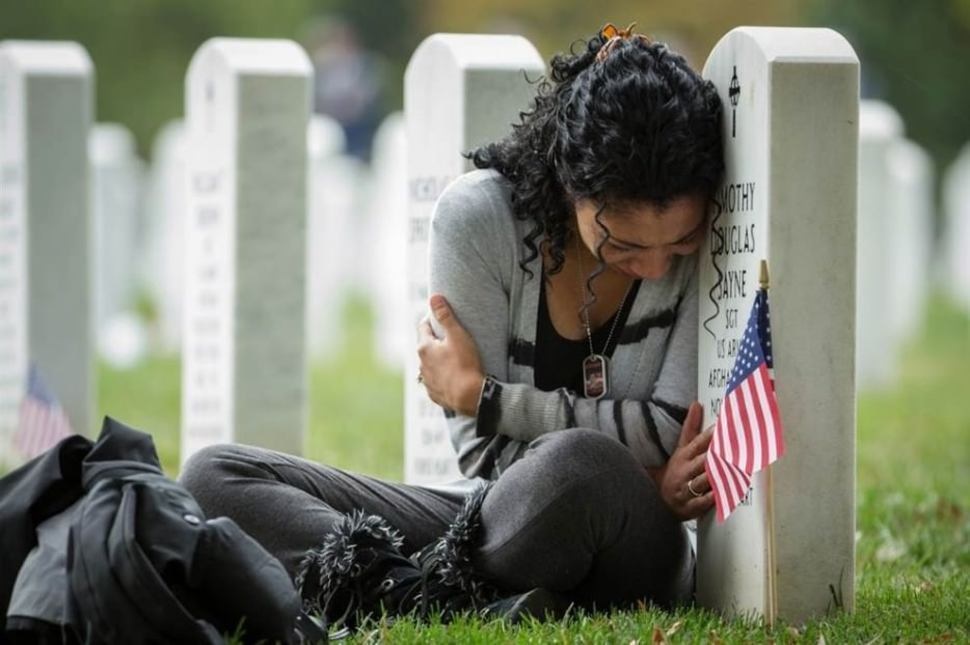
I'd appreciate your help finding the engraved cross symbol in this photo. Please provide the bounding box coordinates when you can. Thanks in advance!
[729,66,741,138]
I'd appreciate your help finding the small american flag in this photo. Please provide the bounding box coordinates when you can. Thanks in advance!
[12,364,74,459]
[705,287,785,522]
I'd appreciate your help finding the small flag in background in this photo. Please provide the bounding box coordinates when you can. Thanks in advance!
[705,287,785,522]
[12,364,74,459]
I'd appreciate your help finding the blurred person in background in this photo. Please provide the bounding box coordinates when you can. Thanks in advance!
[304,16,384,161]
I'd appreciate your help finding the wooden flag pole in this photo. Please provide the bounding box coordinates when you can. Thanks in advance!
[760,258,779,626]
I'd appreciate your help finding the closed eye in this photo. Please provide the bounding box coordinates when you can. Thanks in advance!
[672,229,701,247]
[607,241,635,253]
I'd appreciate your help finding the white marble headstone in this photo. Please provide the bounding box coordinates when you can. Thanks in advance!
[89,122,147,366]
[403,34,545,484]
[306,115,365,360]
[857,101,904,390]
[942,144,970,312]
[697,27,858,624]
[0,41,94,458]
[181,38,311,466]
[368,112,408,371]
[143,119,188,352]
[887,138,934,343]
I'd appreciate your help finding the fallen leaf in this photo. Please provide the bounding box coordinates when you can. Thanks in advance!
[935,498,962,522]
[665,620,683,638]
[652,626,667,644]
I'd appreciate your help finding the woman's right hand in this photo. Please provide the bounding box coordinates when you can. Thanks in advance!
[646,402,715,521]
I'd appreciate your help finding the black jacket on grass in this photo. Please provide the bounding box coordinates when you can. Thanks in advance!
[0,417,302,644]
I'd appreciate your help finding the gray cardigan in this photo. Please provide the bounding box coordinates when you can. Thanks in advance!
[428,169,698,480]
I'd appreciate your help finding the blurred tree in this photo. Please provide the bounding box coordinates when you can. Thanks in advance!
[0,0,337,156]
[810,0,970,174]
[417,0,969,206]
[418,0,805,70]
[2,0,965,180]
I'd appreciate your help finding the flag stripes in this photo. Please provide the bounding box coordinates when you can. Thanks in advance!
[11,364,74,460]
[705,444,751,523]
[705,287,785,522]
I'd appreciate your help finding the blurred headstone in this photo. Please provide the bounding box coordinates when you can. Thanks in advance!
[142,119,188,352]
[887,139,934,343]
[90,123,144,324]
[0,41,94,458]
[305,114,354,360]
[943,143,970,312]
[89,122,148,367]
[857,101,904,390]
[367,111,408,370]
[404,34,545,484]
[696,27,858,625]
[99,311,148,370]
[181,38,311,467]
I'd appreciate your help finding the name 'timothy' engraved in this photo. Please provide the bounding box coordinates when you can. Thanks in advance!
[712,181,756,215]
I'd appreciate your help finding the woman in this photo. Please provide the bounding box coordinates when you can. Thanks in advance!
[181,23,723,632]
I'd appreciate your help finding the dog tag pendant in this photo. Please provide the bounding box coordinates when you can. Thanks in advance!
[582,354,609,399]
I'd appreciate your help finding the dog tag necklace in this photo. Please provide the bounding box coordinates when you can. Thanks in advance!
[575,235,634,399]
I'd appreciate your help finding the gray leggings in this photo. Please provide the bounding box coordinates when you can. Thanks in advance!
[179,428,693,610]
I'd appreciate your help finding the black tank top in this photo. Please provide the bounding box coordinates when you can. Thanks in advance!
[534,273,641,393]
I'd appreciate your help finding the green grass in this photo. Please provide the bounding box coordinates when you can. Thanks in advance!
[305,296,404,482]
[95,294,405,480]
[96,294,969,642]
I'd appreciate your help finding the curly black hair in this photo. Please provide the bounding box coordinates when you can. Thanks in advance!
[468,29,724,280]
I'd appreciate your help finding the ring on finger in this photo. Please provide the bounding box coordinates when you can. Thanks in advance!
[687,477,702,497]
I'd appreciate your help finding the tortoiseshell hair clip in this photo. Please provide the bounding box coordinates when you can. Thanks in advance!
[596,22,652,63]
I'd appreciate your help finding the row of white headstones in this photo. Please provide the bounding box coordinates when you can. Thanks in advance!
[142,113,406,366]
[85,98,403,370]
[0,39,412,452]
[0,28,967,623]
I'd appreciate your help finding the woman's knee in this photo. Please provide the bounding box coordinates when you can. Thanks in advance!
[180,443,231,482]
[477,437,653,590]
[178,443,262,508]
[525,428,644,487]
[486,428,665,542]
[479,430,681,596]
[482,430,654,551]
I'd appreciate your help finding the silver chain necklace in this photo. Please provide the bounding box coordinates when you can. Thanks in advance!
[574,233,634,399]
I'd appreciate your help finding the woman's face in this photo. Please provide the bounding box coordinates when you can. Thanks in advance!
[573,194,708,280]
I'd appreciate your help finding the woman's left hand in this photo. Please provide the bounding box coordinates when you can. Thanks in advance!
[416,294,485,417]
[646,402,715,520]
